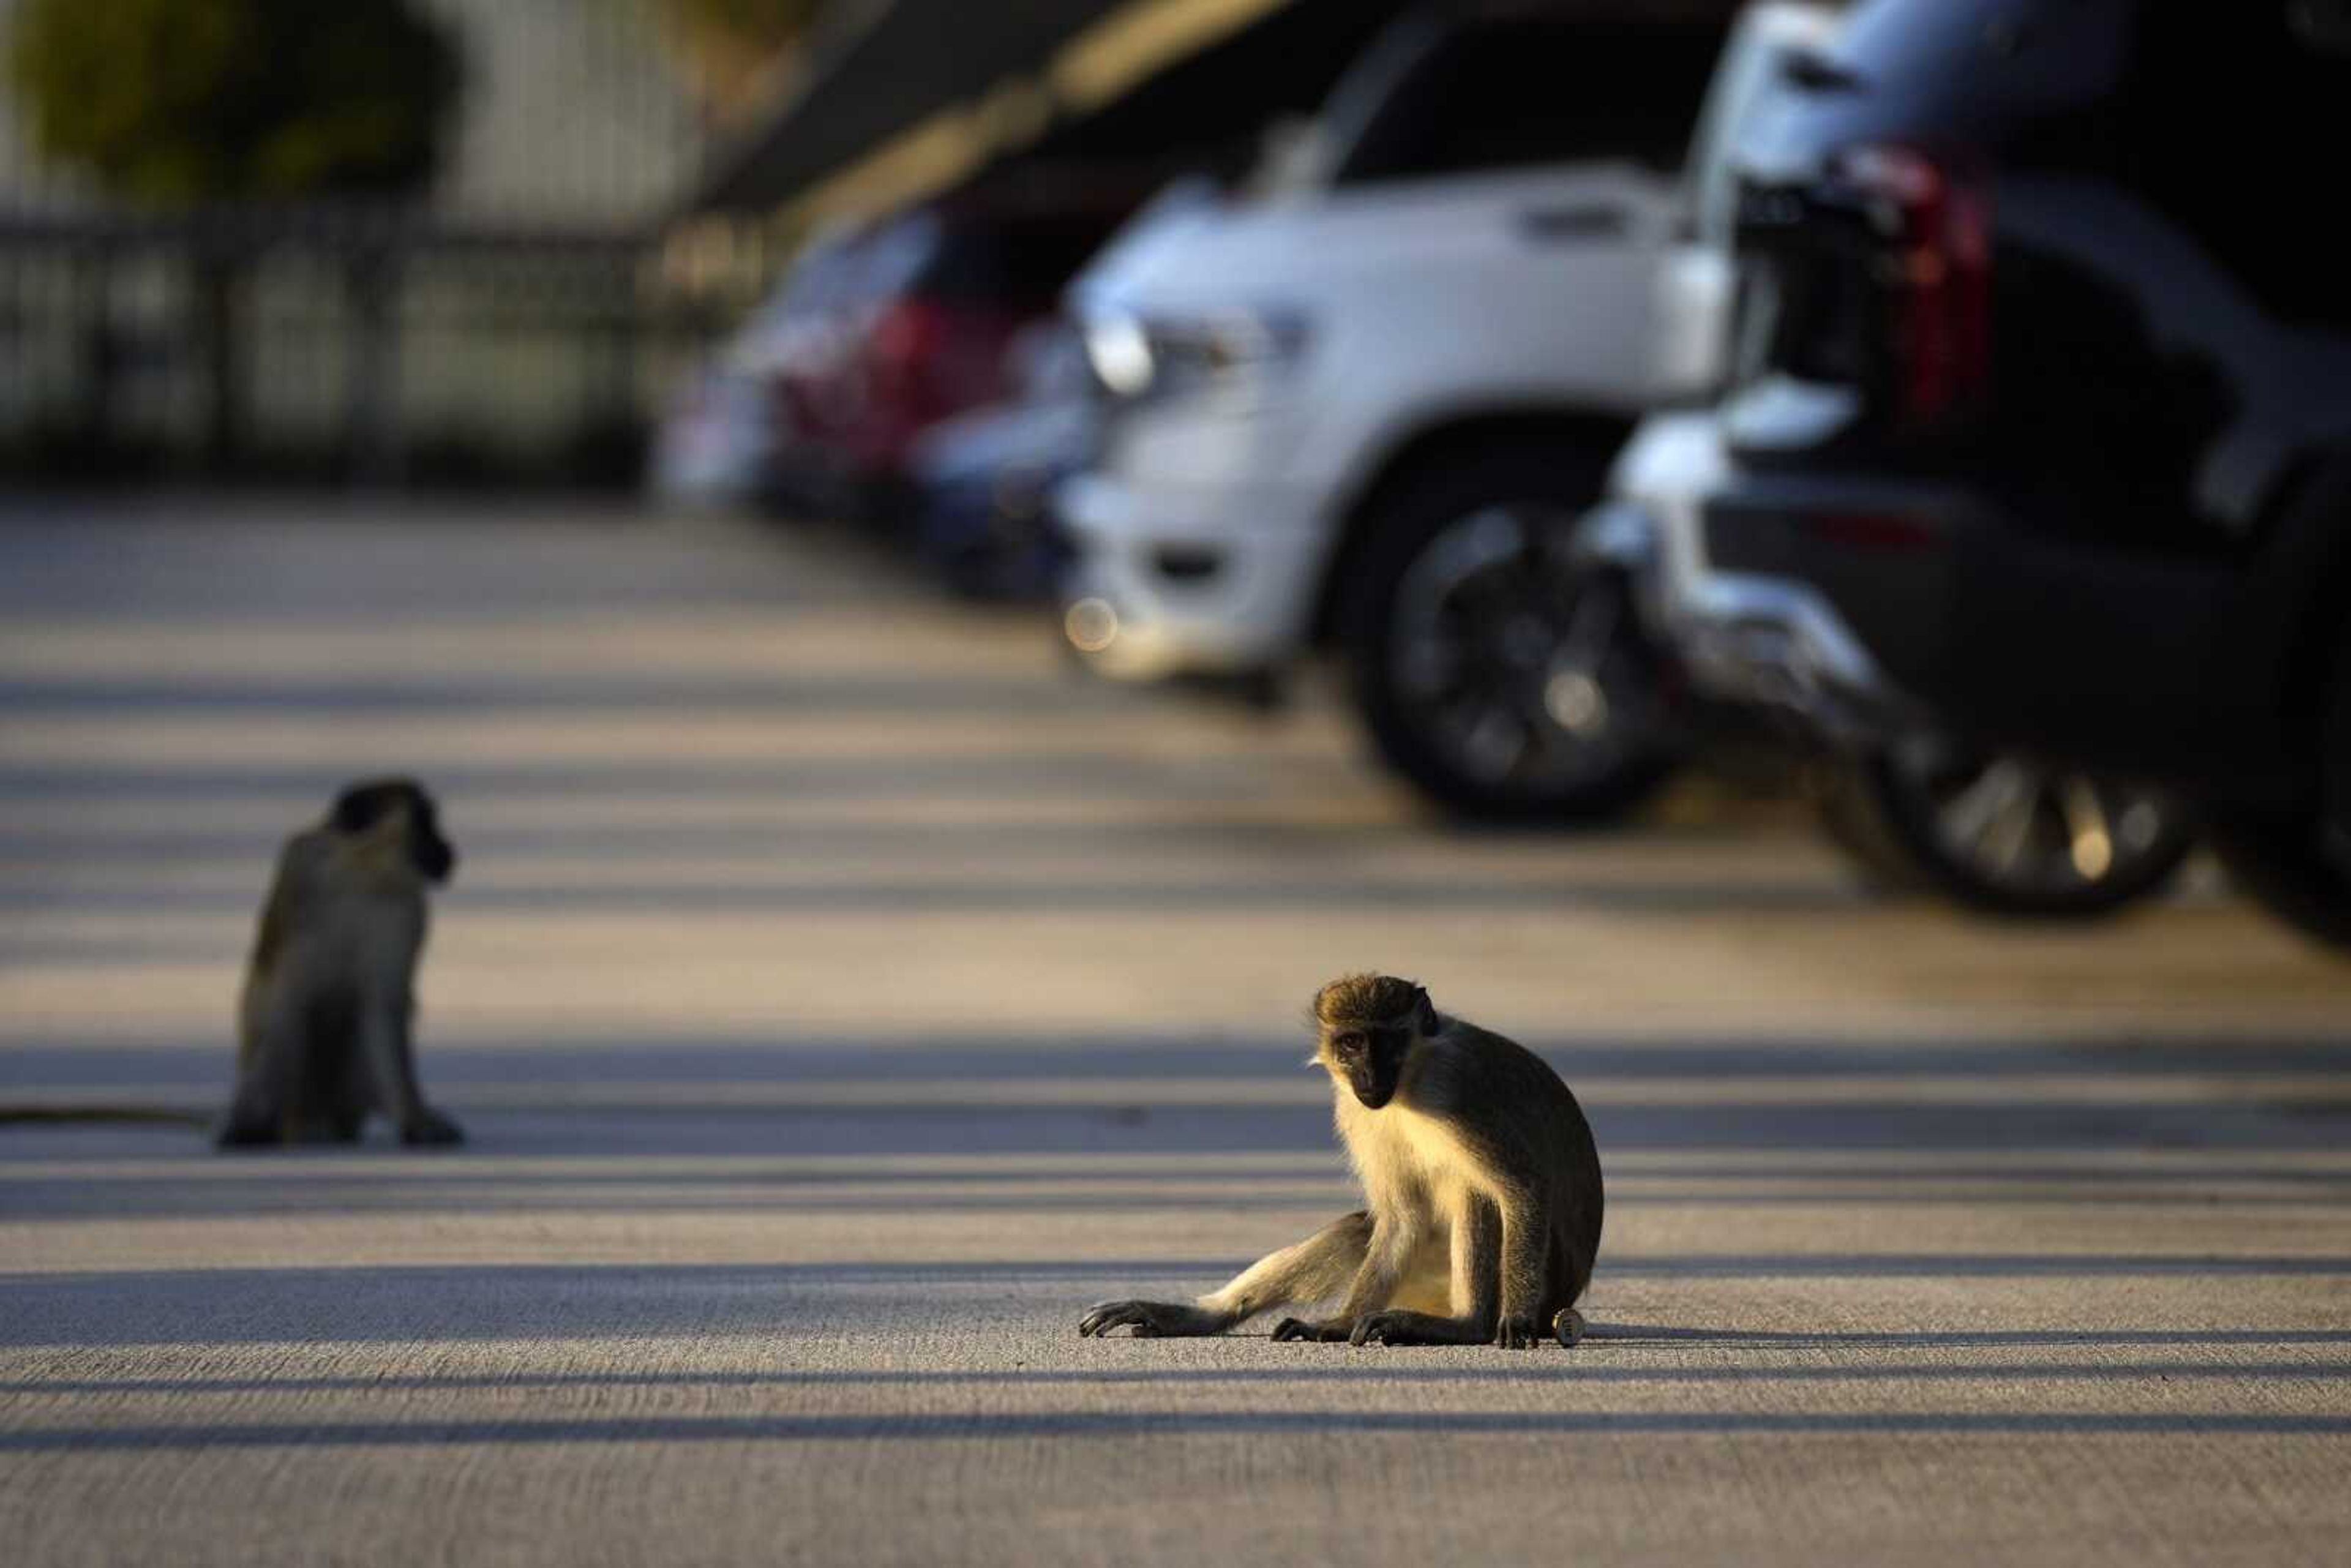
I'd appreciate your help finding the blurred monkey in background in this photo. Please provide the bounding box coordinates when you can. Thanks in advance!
[217,778,463,1149]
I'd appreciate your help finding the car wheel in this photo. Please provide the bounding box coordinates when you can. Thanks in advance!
[1832,737,2194,917]
[1343,447,1679,822]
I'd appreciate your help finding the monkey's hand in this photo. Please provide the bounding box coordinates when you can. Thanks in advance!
[1349,1310,1434,1346]
[212,1116,278,1150]
[1078,1300,1220,1338]
[400,1109,465,1147]
[1269,1316,1351,1343]
[1348,1310,1493,1347]
[1493,1311,1542,1349]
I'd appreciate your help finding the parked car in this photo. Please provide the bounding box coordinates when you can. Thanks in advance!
[1610,413,2197,915]
[1585,0,2202,918]
[648,364,775,509]
[649,227,868,508]
[1643,0,2351,942]
[768,198,1130,527]
[906,321,1097,599]
[1058,7,1727,819]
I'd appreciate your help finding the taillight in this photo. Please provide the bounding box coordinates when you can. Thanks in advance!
[1833,144,1992,430]
[1800,510,1940,553]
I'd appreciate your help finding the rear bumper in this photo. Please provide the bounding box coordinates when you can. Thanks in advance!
[1614,417,2292,797]
[1606,416,1922,744]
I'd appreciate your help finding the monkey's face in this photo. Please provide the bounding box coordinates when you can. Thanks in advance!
[408,801,457,885]
[1322,1022,1412,1110]
[1311,978,1438,1111]
[331,778,457,886]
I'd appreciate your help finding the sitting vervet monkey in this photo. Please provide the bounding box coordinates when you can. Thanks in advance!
[1080,974,1602,1348]
[216,778,464,1149]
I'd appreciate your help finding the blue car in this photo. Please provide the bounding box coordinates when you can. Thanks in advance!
[907,323,1098,599]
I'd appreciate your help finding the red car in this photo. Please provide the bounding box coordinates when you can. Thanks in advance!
[766,198,1126,525]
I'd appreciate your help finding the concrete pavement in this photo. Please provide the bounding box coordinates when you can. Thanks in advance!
[3,497,2350,1567]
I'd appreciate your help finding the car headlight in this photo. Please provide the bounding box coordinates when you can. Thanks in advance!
[1083,313,1157,398]
[1082,307,1311,405]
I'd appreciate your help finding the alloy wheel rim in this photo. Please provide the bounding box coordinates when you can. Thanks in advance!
[1890,738,2181,895]
[1387,505,1659,791]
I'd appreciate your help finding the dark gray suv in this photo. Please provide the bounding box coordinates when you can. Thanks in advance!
[1665,0,2351,945]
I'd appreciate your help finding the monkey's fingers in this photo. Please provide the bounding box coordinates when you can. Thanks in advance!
[1078,1300,1169,1338]
[1493,1312,1540,1350]
[1077,1301,1139,1337]
[1270,1317,1344,1343]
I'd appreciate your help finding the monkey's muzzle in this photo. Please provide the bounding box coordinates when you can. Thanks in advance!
[418,839,457,884]
[1345,1046,1404,1109]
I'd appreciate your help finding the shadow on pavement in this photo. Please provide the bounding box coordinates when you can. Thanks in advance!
[6,1262,2350,1348]
[11,1352,2351,1400]
[5,1409,2350,1452]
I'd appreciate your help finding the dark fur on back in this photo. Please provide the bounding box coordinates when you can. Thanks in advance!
[1428,1018,1606,1311]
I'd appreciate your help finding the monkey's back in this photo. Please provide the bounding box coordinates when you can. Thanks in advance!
[236,832,423,1066]
[1445,1024,1605,1304]
[238,835,320,1066]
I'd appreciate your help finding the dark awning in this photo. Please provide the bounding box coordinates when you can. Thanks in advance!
[692,0,1137,215]
[687,0,1749,221]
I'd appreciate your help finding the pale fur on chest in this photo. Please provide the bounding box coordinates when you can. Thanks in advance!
[1335,1093,1488,1221]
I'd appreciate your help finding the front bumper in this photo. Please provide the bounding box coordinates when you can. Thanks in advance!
[1055,468,1327,681]
[766,437,916,525]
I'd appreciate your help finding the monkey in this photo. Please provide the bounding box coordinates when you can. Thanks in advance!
[1079,974,1602,1349]
[215,778,465,1149]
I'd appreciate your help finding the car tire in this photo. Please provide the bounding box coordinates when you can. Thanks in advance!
[1826,740,2195,918]
[1341,444,1679,823]
[2207,812,2351,948]
[1809,761,1930,895]
[2206,625,2351,950]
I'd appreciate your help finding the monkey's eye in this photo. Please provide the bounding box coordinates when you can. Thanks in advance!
[1333,1032,1366,1054]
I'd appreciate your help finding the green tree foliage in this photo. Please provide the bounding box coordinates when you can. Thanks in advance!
[6,0,464,205]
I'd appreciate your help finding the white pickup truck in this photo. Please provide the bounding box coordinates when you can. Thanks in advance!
[1057,9,1749,818]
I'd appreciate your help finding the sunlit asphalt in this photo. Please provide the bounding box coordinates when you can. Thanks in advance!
[4,497,2350,1567]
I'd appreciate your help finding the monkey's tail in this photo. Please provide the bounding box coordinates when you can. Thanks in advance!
[0,1104,210,1128]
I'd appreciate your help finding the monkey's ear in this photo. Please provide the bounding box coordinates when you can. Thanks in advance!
[1413,987,1436,1035]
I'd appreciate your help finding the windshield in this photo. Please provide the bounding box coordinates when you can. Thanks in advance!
[1329,20,1722,187]
[1832,0,2128,108]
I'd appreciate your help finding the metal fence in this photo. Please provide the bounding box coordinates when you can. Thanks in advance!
[0,206,729,487]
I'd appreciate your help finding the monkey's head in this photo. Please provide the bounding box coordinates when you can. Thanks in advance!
[330,778,457,887]
[1311,973,1437,1111]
